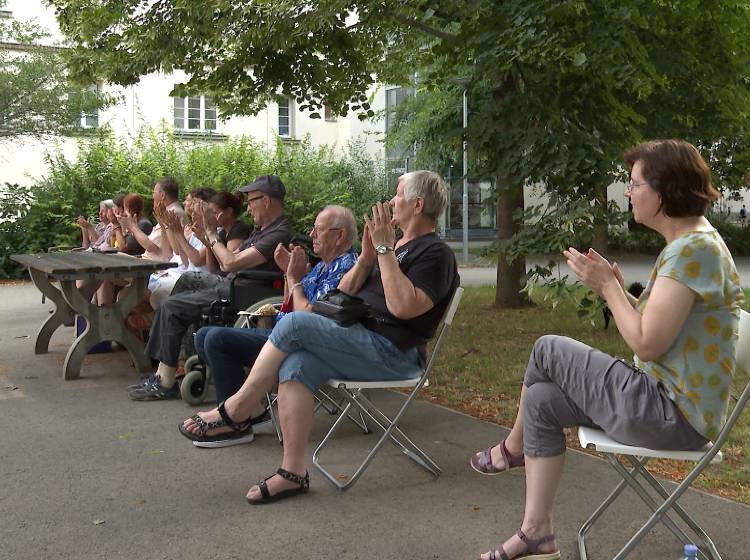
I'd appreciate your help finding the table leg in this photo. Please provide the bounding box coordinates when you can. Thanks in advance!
[109,279,153,374]
[28,268,75,354]
[60,278,151,380]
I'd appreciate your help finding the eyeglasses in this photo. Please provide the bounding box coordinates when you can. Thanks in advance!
[310,225,342,235]
[246,195,265,204]
[625,180,649,192]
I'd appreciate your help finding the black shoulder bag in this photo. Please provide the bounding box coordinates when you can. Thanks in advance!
[311,289,371,326]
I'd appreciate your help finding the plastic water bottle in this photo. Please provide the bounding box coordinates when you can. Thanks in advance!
[681,544,698,560]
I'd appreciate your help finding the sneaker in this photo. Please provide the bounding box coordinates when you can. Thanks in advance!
[127,374,157,392]
[129,375,180,401]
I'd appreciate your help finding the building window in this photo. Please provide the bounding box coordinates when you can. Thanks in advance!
[324,105,337,122]
[80,85,99,129]
[385,87,414,160]
[173,95,217,132]
[278,98,293,137]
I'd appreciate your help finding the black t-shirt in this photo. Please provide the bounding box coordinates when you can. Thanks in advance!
[123,218,154,255]
[218,220,252,246]
[358,232,459,353]
[231,215,294,275]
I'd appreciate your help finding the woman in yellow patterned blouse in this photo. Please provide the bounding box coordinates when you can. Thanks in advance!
[470,139,743,560]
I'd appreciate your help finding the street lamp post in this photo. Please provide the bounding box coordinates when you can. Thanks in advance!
[462,87,469,265]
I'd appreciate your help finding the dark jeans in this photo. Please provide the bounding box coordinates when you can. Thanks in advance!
[195,325,273,403]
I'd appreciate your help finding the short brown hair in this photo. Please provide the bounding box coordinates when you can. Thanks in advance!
[623,139,720,217]
[123,193,144,216]
[156,177,180,201]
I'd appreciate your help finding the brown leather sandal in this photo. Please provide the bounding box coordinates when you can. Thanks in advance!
[470,439,525,475]
[488,528,560,560]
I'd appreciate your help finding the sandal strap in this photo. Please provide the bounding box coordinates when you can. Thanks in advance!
[217,401,235,426]
[489,545,509,560]
[516,528,555,554]
[276,467,309,489]
[257,479,270,500]
[501,440,525,469]
[190,412,228,437]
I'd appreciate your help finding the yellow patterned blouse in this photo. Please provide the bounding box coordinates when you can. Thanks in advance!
[634,230,743,440]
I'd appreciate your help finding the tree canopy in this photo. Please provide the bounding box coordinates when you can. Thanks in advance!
[0,1,107,140]
[46,0,750,305]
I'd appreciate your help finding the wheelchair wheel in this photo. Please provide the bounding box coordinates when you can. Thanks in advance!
[233,296,284,328]
[183,354,201,374]
[181,366,210,405]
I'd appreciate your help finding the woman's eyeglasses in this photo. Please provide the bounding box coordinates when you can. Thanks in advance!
[625,180,648,193]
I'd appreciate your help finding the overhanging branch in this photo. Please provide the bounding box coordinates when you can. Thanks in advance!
[382,8,457,41]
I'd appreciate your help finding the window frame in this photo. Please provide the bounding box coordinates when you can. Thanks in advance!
[278,97,294,138]
[79,84,99,129]
[172,94,218,133]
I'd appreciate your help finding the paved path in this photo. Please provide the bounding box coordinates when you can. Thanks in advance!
[1,282,748,560]
[458,255,750,288]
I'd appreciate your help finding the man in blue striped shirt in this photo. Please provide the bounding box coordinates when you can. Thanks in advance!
[187,205,358,447]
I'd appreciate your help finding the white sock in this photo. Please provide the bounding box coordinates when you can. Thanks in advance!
[156,363,176,387]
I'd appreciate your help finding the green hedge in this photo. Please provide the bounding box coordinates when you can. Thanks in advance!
[0,127,389,278]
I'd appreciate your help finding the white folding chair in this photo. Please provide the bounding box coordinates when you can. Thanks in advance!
[312,286,464,491]
[577,309,750,560]
[236,297,367,444]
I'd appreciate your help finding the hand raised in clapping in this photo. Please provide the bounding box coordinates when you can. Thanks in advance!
[363,201,396,250]
[200,201,219,234]
[153,199,167,223]
[286,245,309,285]
[117,212,136,231]
[162,209,181,230]
[274,242,292,272]
[563,247,618,296]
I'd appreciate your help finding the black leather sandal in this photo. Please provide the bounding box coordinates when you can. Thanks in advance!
[178,400,255,447]
[246,468,310,505]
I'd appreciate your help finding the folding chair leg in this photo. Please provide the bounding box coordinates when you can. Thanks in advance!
[620,456,722,560]
[580,453,722,560]
[607,456,696,560]
[313,387,440,491]
[315,387,369,433]
[353,389,441,475]
[266,392,283,445]
[578,475,631,560]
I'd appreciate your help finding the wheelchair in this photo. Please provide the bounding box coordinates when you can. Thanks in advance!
[180,233,319,404]
[180,270,284,404]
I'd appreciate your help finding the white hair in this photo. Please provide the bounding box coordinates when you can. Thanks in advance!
[400,170,448,221]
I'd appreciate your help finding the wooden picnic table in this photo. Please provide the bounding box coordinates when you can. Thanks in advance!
[11,251,176,380]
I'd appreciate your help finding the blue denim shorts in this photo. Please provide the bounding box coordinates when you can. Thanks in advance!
[268,312,422,392]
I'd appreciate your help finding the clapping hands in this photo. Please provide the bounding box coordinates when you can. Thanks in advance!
[363,201,395,249]
[200,201,219,233]
[563,247,618,296]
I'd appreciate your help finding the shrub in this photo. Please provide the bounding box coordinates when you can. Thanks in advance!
[0,126,387,278]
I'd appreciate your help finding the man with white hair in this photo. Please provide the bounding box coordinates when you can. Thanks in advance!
[179,170,459,503]
[183,205,358,446]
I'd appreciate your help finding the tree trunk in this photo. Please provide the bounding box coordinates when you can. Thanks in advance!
[494,174,527,308]
[591,181,609,255]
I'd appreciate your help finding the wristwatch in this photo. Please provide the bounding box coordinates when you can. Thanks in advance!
[209,238,220,248]
[375,244,394,255]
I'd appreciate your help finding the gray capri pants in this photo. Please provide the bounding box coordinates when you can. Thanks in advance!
[522,335,708,458]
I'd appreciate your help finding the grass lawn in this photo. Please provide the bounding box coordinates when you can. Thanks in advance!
[425,286,750,505]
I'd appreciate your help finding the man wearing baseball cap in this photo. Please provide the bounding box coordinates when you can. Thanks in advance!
[130,175,294,401]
